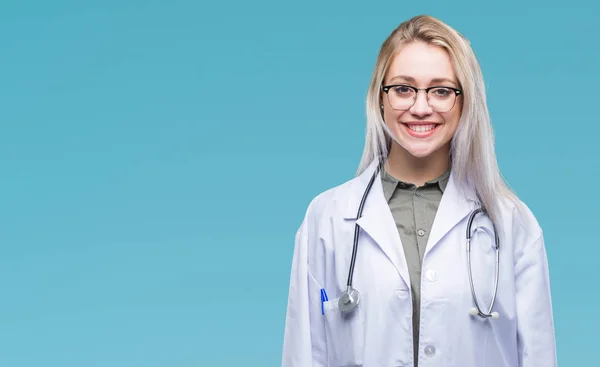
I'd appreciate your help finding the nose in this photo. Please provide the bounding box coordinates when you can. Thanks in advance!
[409,90,433,117]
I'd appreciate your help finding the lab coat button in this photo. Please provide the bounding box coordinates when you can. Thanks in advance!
[426,269,438,282]
[417,229,425,236]
[424,344,436,357]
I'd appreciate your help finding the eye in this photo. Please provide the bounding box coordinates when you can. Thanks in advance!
[393,85,414,95]
[431,87,452,97]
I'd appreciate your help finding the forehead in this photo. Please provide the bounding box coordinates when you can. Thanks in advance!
[385,42,456,84]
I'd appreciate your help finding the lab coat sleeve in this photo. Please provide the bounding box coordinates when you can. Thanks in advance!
[515,233,557,367]
[282,201,327,367]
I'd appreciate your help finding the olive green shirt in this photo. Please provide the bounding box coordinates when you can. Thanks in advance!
[381,167,450,366]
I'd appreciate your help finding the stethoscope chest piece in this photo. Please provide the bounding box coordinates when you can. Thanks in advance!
[338,286,360,313]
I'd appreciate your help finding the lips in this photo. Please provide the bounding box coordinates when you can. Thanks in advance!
[401,122,441,138]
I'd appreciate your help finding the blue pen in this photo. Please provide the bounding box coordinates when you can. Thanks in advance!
[320,288,329,315]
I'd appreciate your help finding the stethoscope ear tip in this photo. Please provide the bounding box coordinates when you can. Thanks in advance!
[468,307,479,316]
[491,312,500,319]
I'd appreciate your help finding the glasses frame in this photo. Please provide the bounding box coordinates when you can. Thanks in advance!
[381,84,463,112]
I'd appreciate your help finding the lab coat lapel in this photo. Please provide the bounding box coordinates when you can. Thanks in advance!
[424,169,477,258]
[343,160,411,290]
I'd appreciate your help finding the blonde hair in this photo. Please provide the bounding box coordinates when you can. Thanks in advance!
[357,14,519,223]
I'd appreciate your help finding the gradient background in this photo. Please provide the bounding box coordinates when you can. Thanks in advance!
[1,0,598,365]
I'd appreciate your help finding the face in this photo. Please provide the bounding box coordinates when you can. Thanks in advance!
[381,41,462,159]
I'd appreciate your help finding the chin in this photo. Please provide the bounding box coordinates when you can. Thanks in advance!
[404,146,437,159]
[392,137,446,159]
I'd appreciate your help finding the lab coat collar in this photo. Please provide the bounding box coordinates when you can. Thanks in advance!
[343,158,478,289]
[343,158,410,289]
[425,167,478,258]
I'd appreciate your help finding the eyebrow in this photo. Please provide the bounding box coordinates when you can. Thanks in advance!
[388,75,459,87]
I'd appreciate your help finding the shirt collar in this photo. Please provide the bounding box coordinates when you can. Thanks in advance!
[381,166,451,202]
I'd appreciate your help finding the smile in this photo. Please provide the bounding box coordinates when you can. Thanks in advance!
[403,123,440,138]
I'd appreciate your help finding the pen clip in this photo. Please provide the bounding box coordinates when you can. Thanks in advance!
[320,288,329,315]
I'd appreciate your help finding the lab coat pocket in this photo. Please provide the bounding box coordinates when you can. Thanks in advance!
[322,297,366,366]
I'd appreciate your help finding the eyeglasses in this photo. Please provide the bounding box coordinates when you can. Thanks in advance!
[381,84,463,113]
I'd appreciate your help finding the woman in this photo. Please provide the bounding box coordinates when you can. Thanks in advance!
[282,15,556,367]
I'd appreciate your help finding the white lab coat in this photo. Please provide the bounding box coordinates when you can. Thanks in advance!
[282,159,556,367]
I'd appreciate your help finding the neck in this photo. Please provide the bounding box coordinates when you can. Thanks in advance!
[385,142,450,187]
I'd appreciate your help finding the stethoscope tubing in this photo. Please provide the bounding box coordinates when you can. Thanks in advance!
[466,208,500,318]
[342,161,500,319]
[346,162,383,288]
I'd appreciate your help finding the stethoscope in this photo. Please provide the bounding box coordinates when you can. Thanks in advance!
[338,161,501,319]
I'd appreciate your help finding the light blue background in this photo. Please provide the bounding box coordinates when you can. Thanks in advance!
[1,0,597,365]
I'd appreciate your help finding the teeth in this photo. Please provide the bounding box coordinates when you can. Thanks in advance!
[408,124,436,132]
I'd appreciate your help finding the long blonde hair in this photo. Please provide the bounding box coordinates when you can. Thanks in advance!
[357,15,519,223]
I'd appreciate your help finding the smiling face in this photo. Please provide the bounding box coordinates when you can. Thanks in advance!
[381,41,463,160]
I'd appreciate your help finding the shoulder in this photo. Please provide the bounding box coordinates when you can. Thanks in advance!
[495,190,545,258]
[498,192,542,235]
[292,175,359,274]
[301,175,358,228]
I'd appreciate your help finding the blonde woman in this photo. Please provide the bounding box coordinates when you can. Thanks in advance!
[282,15,556,367]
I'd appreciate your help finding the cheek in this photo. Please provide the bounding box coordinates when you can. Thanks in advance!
[442,111,461,132]
[382,109,407,127]
[382,110,395,128]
